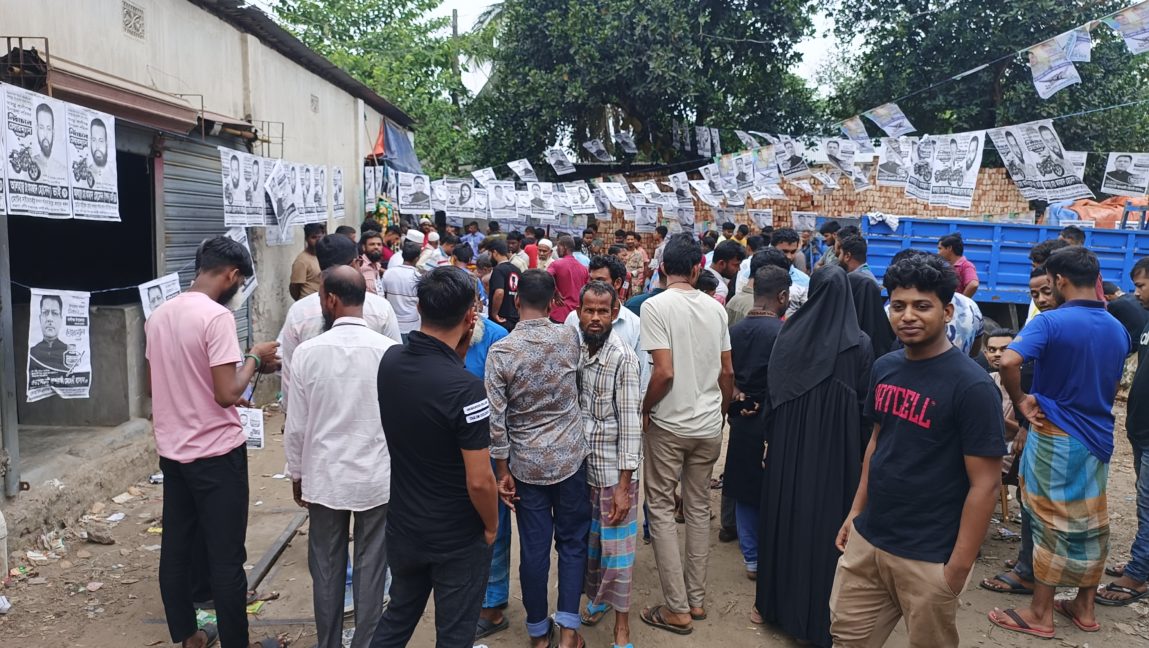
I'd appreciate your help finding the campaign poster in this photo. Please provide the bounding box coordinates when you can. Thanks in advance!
[545,148,577,175]
[397,171,432,215]
[949,132,984,210]
[266,159,299,228]
[695,126,712,158]
[582,139,614,163]
[749,183,787,201]
[862,102,916,137]
[564,181,597,215]
[666,172,693,207]
[689,179,723,207]
[1104,2,1149,56]
[363,165,376,212]
[635,204,658,233]
[792,211,818,231]
[812,170,839,190]
[840,116,875,154]
[735,130,760,149]
[1023,121,1093,201]
[0,85,5,214]
[247,156,271,226]
[331,166,345,220]
[615,132,638,155]
[487,180,517,220]
[710,127,721,155]
[472,167,497,186]
[138,272,181,321]
[4,87,70,218]
[239,407,265,450]
[877,137,913,188]
[733,152,756,190]
[27,289,91,402]
[219,148,248,226]
[312,165,328,222]
[677,205,695,229]
[225,227,258,309]
[1101,152,1149,197]
[749,209,773,230]
[905,136,935,203]
[823,139,857,176]
[507,158,538,182]
[514,190,532,225]
[1028,39,1080,100]
[599,182,633,211]
[527,181,556,221]
[472,187,489,219]
[753,147,781,185]
[987,126,1043,201]
[792,179,815,194]
[1065,151,1087,181]
[67,105,118,221]
[774,137,809,178]
[446,179,475,221]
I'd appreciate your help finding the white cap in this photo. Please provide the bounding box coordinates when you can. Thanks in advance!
[538,238,554,249]
[419,217,432,225]
[428,231,441,243]
[404,230,424,244]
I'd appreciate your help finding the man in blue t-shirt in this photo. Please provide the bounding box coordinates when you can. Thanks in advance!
[830,252,1005,648]
[992,246,1129,638]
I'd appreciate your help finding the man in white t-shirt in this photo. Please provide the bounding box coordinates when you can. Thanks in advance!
[638,233,733,635]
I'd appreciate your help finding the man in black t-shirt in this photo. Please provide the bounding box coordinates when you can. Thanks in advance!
[486,238,521,331]
[370,267,499,648]
[1098,258,1149,605]
[830,252,1005,647]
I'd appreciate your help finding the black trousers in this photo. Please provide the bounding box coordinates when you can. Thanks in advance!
[159,445,250,648]
[369,530,492,648]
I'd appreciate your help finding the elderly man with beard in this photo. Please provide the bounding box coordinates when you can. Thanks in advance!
[146,236,284,648]
[575,281,643,648]
[286,267,397,648]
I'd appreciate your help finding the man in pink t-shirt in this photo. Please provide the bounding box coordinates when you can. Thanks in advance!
[938,233,980,298]
[145,236,280,648]
[548,234,590,322]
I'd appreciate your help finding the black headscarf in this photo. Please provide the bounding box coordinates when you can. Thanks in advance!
[848,272,896,358]
[768,265,863,408]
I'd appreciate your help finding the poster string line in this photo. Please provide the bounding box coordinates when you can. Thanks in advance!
[8,258,196,295]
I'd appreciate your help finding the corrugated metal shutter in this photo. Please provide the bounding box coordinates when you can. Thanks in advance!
[161,136,251,346]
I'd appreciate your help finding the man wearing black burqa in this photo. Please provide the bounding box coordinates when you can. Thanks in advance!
[754,265,873,646]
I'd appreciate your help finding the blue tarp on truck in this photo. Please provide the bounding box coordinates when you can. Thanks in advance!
[836,217,1149,305]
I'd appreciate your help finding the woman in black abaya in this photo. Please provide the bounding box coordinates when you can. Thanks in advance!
[755,265,874,647]
[848,271,896,359]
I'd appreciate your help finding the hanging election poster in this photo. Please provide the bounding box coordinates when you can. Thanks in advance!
[331,166,345,220]
[688,179,723,207]
[1028,39,1080,100]
[1025,121,1093,201]
[905,136,935,203]
[582,139,614,163]
[473,187,489,219]
[545,148,577,175]
[852,163,875,193]
[1104,2,1149,55]
[487,180,517,220]
[513,190,531,227]
[363,166,376,212]
[1065,151,1088,181]
[138,273,182,321]
[695,127,712,158]
[430,179,448,212]
[615,132,639,155]
[877,137,913,187]
[248,156,270,226]
[446,179,475,218]
[220,148,248,226]
[840,116,875,154]
[266,159,299,227]
[397,172,433,215]
[987,127,1042,201]
[753,147,781,185]
[4,86,70,218]
[1057,26,1093,62]
[710,127,721,155]
[792,179,815,194]
[27,288,91,402]
[667,172,693,206]
[928,132,984,210]
[774,138,809,178]
[527,181,556,221]
[734,130,760,149]
[600,182,633,211]
[677,205,695,229]
[472,167,497,187]
[749,183,787,201]
[750,131,779,144]
[0,85,5,214]
[734,152,756,190]
[672,119,682,151]
[749,209,774,229]
[225,227,258,309]
[293,163,312,222]
[1101,152,1149,197]
[823,139,856,176]
[792,211,818,232]
[67,105,118,221]
[862,103,916,138]
[312,165,328,222]
[635,204,658,233]
[812,171,839,190]
[240,407,265,450]
[508,158,538,182]
[564,181,596,215]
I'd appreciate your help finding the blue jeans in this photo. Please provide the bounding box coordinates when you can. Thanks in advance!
[735,502,758,572]
[515,466,591,637]
[1125,438,1149,583]
[483,460,513,608]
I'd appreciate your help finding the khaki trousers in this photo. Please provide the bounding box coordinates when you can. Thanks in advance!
[829,524,970,648]
[643,422,722,613]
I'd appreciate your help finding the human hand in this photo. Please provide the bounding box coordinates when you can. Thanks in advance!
[834,514,858,552]
[606,485,631,525]
[292,480,308,508]
[943,561,969,596]
[1017,395,1045,428]
[484,526,497,546]
[1014,427,1028,455]
[251,341,281,374]
[497,473,518,511]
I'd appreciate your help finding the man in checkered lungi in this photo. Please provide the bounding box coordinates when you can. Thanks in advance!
[575,281,643,648]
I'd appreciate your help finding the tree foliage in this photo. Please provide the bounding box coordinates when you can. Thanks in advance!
[822,0,1149,184]
[468,0,824,169]
[272,0,475,176]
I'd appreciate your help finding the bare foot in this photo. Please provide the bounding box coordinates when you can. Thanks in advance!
[613,611,631,647]
[479,606,505,625]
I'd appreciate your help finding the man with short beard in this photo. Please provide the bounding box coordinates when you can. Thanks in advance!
[146,236,283,648]
[576,281,643,648]
[359,230,386,295]
[287,266,397,648]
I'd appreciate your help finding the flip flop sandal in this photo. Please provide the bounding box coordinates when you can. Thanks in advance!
[474,616,510,639]
[1053,600,1100,632]
[1003,558,1017,570]
[979,572,1034,595]
[640,605,693,635]
[1106,564,1126,578]
[690,609,707,621]
[581,602,611,626]
[1095,582,1149,607]
[193,624,219,648]
[254,638,284,648]
[987,608,1055,639]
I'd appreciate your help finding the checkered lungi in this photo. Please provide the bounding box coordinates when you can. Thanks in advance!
[584,481,638,612]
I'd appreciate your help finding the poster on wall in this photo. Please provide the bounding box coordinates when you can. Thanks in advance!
[249,156,272,226]
[220,148,249,227]
[749,209,773,229]
[138,273,182,321]
[927,132,983,210]
[397,171,432,215]
[26,288,91,402]
[266,159,299,228]
[508,158,538,182]
[1101,152,1149,197]
[4,86,70,218]
[877,137,912,187]
[905,136,935,203]
[0,85,5,214]
[239,407,265,450]
[527,181,556,221]
[487,180,517,220]
[312,165,328,222]
[774,138,809,179]
[635,204,658,233]
[564,181,597,215]
[67,105,119,221]
[331,166,345,220]
[225,227,258,309]
[363,165,376,213]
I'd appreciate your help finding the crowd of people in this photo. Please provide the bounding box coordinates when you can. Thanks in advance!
[143,209,1149,648]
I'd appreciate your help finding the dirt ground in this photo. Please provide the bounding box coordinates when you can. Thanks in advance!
[3,408,1149,648]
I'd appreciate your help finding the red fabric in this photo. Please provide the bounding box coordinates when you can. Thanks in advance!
[547,255,589,322]
[953,256,979,293]
[370,120,386,158]
[524,244,539,269]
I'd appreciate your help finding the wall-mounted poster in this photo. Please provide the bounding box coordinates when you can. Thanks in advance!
[4,86,70,218]
[67,104,118,221]
[138,273,182,321]
[27,288,91,402]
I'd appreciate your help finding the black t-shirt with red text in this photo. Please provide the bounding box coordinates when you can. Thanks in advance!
[854,346,1006,563]
[489,261,521,329]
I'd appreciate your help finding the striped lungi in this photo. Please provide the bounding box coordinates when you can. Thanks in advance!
[584,481,638,612]
[1020,419,1110,588]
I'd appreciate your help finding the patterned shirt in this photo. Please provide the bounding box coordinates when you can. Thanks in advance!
[578,331,643,488]
[486,318,588,485]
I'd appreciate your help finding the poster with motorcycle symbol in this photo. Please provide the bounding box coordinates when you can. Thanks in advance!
[67,104,119,221]
[220,148,249,227]
[4,85,71,218]
[27,288,91,402]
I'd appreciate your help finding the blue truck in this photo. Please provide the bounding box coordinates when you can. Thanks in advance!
[824,216,1149,328]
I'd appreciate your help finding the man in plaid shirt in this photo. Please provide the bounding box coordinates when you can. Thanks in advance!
[574,281,643,648]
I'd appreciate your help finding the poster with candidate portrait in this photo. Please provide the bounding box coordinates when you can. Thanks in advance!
[1022,121,1092,201]
[0,85,5,214]
[138,272,182,321]
[267,159,300,228]
[508,158,538,182]
[564,181,597,215]
[239,407,265,450]
[363,165,376,213]
[774,137,809,179]
[877,137,913,188]
[527,181,556,221]
[599,182,633,211]
[331,166,345,220]
[27,288,91,402]
[666,172,694,207]
[487,180,517,220]
[446,179,475,220]
[67,104,118,221]
[398,171,433,215]
[635,204,658,233]
[749,209,774,229]
[905,136,935,203]
[545,148,577,176]
[225,227,258,310]
[312,165,328,223]
[246,155,272,226]
[4,86,70,218]
[1101,152,1149,197]
[220,148,249,227]
[695,126,712,158]
[472,167,497,187]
